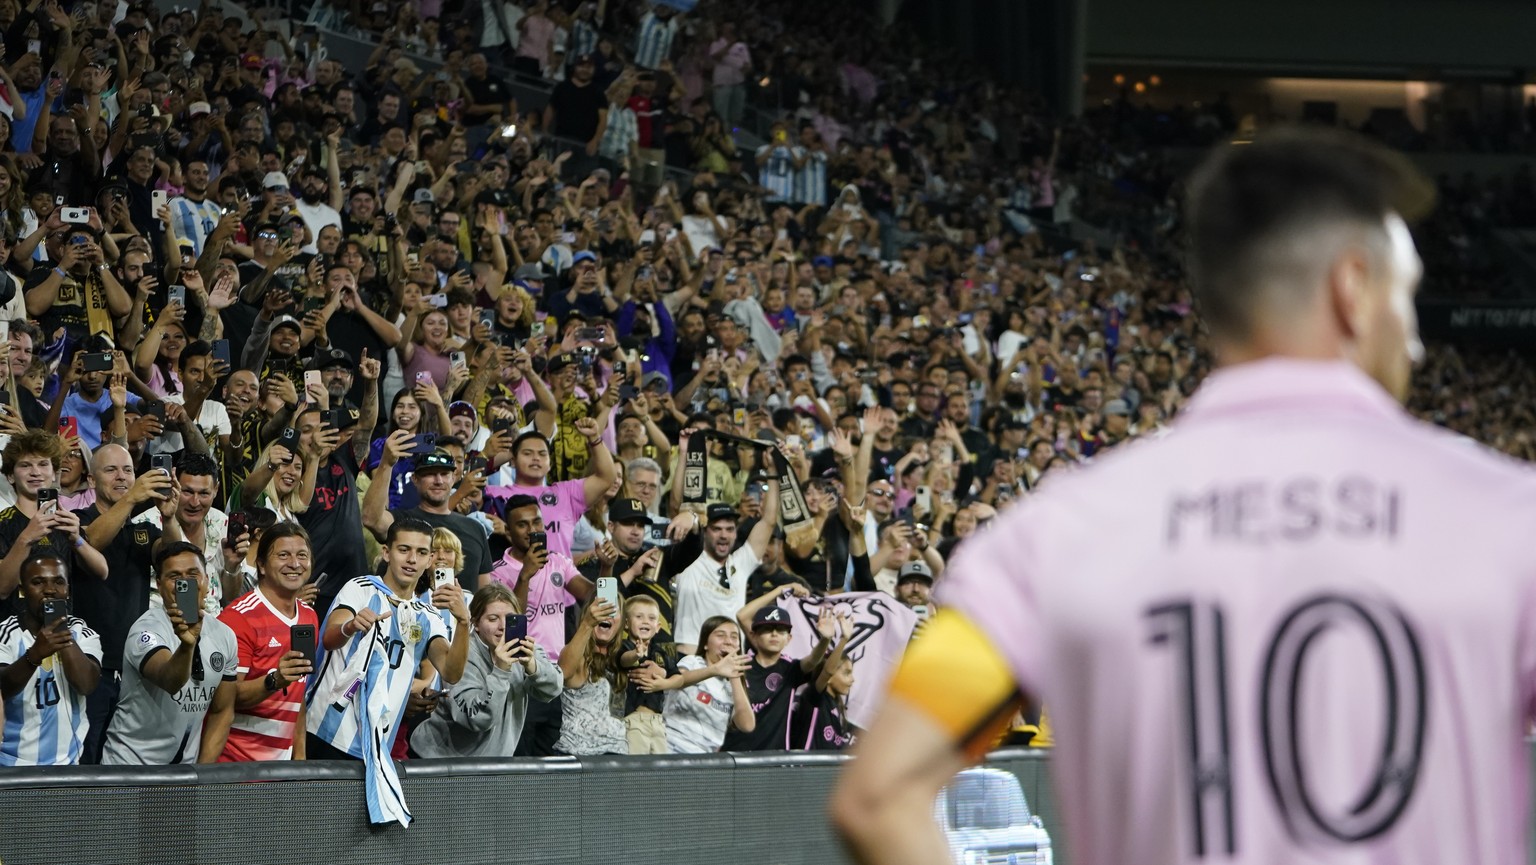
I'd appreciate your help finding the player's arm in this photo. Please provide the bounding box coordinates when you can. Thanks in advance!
[831,609,1027,865]
[426,587,471,685]
[198,678,236,762]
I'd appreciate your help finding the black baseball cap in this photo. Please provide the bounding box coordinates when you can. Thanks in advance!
[415,450,456,473]
[752,605,792,632]
[705,503,738,525]
[608,498,655,525]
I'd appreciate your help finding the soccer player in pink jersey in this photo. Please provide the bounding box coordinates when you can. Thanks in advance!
[835,128,1536,864]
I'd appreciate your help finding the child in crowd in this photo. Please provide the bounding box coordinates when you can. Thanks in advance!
[618,597,751,754]
[554,596,628,755]
[722,586,836,751]
[662,616,756,753]
[790,610,856,750]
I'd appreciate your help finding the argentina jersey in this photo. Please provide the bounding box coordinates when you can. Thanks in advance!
[794,148,828,206]
[306,577,448,758]
[0,616,103,766]
[758,145,797,202]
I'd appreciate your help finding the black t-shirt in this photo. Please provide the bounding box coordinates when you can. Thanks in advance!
[0,505,84,617]
[580,551,676,642]
[23,266,91,345]
[721,655,809,752]
[299,448,368,605]
[463,73,514,114]
[219,298,261,369]
[73,503,159,670]
[789,686,854,751]
[547,79,607,141]
[392,508,494,584]
[783,516,850,595]
[620,638,679,715]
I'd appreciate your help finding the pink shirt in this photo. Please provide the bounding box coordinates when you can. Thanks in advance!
[937,358,1536,865]
[482,477,588,559]
[488,551,577,658]
[709,39,750,87]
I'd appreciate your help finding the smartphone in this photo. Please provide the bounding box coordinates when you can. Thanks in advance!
[36,487,58,515]
[325,407,346,430]
[167,285,185,307]
[612,360,627,381]
[41,598,67,629]
[478,308,495,329]
[732,407,747,427]
[503,613,528,642]
[152,189,169,215]
[211,339,231,366]
[304,370,323,393]
[81,351,114,372]
[449,351,466,369]
[143,400,166,422]
[491,416,516,435]
[150,453,174,474]
[619,384,639,403]
[60,207,91,225]
[433,567,456,590]
[915,485,932,514]
[227,511,248,541]
[279,427,300,451]
[576,327,605,344]
[410,432,438,455]
[528,531,547,550]
[595,576,620,611]
[173,578,200,625]
[786,434,802,448]
[530,321,545,338]
[465,455,488,475]
[415,371,434,387]
[424,293,448,308]
[59,416,79,439]
[290,624,317,665]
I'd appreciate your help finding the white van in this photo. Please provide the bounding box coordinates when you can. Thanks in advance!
[935,766,1054,865]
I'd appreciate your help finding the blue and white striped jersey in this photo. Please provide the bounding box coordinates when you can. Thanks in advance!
[633,11,678,70]
[794,147,828,206]
[757,145,798,202]
[306,576,449,758]
[0,616,102,766]
[167,196,224,258]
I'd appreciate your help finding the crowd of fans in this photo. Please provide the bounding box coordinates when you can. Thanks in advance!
[0,0,1522,806]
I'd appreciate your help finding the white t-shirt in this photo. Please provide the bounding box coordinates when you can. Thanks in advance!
[673,542,759,649]
[294,200,342,254]
[663,653,735,753]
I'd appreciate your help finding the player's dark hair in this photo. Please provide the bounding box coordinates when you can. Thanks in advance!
[175,452,219,483]
[1185,126,1435,340]
[153,541,206,575]
[386,517,435,546]
[256,520,310,564]
[20,546,69,582]
[505,494,539,515]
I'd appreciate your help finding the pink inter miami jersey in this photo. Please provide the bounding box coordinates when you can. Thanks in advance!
[938,359,1536,865]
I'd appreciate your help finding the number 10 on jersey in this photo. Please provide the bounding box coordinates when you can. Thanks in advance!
[1146,594,1428,856]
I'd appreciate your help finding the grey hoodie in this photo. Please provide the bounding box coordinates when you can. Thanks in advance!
[409,637,563,758]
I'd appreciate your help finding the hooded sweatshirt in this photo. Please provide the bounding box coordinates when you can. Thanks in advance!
[409,635,563,758]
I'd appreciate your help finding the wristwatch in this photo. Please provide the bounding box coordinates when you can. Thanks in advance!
[264,670,282,692]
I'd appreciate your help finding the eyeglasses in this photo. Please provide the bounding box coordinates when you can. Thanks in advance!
[716,565,731,591]
[256,231,278,239]
[867,489,894,499]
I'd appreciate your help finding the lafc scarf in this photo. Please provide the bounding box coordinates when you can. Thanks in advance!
[681,430,816,550]
[84,272,113,340]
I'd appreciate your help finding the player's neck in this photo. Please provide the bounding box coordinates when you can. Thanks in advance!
[258,583,299,618]
[754,649,781,665]
[382,571,416,599]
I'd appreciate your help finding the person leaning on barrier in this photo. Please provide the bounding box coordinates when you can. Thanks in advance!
[101,542,238,765]
[410,583,562,758]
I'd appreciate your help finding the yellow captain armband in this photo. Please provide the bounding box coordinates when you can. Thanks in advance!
[888,608,1027,762]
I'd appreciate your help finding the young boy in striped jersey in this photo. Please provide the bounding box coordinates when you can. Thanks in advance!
[305,517,469,825]
[0,549,101,765]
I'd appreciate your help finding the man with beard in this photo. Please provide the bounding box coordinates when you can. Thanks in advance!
[364,440,495,588]
[75,443,182,763]
[167,160,223,256]
[24,225,132,346]
[292,148,342,256]
[671,487,779,656]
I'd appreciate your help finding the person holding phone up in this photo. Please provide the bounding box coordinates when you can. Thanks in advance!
[0,549,102,765]
[410,583,561,758]
[100,542,238,765]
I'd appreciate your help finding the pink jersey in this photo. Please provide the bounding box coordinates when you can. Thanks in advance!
[938,358,1536,865]
[483,478,588,559]
[488,551,578,658]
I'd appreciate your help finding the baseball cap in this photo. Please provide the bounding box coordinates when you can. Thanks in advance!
[415,450,456,472]
[812,255,834,268]
[896,561,934,584]
[546,351,579,372]
[512,263,546,282]
[448,400,477,421]
[705,503,738,525]
[270,314,302,333]
[1103,399,1131,417]
[413,188,435,204]
[608,498,655,525]
[240,53,263,69]
[751,605,792,632]
[262,171,289,189]
[313,347,355,371]
[333,401,362,429]
[571,249,598,267]
[641,371,669,392]
[187,101,211,117]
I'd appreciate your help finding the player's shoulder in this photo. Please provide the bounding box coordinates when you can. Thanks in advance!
[0,616,23,643]
[66,617,98,638]
[225,590,264,615]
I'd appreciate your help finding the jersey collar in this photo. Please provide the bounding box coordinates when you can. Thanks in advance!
[1179,358,1406,425]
